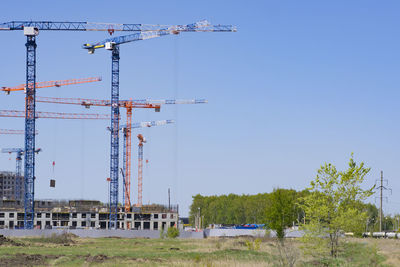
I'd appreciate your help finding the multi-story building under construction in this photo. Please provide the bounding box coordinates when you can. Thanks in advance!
[0,199,178,230]
[0,171,178,230]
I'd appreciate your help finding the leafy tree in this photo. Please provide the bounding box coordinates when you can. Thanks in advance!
[300,155,374,258]
[265,188,298,239]
[382,216,394,231]
[363,203,379,232]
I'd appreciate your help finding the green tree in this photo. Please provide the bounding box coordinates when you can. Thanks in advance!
[189,194,204,225]
[363,203,379,232]
[300,155,374,258]
[265,188,298,239]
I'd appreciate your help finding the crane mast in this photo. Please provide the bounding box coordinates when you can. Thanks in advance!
[137,134,146,207]
[24,29,37,229]
[123,108,132,212]
[122,127,130,212]
[16,150,22,201]
[109,46,120,227]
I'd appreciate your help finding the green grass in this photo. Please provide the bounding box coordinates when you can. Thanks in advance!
[0,236,272,266]
[0,236,393,266]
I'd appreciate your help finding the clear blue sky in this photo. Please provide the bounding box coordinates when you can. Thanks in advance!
[1,1,400,216]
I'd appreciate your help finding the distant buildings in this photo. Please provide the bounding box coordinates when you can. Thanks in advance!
[0,171,24,201]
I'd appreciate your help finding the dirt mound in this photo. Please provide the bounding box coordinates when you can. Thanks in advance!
[86,254,108,263]
[0,235,23,246]
[63,232,78,239]
[42,233,76,245]
[1,253,58,267]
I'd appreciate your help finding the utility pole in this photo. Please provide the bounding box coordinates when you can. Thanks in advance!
[376,171,392,232]
[168,188,171,211]
[380,171,383,232]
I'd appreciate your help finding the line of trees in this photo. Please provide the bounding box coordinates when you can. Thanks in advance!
[189,189,310,228]
[189,190,385,233]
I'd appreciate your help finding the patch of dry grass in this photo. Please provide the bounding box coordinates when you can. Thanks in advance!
[348,237,400,267]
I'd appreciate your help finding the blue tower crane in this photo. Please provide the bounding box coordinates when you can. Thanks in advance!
[1,148,41,201]
[83,20,236,228]
[0,20,179,229]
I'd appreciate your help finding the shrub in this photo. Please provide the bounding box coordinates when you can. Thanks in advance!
[166,227,180,239]
[245,239,261,251]
[254,238,261,250]
[245,240,254,250]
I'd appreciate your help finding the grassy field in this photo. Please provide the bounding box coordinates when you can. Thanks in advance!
[0,234,398,266]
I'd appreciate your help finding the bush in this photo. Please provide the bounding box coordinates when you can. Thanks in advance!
[245,238,261,251]
[166,227,180,239]
[245,240,253,250]
[254,238,261,250]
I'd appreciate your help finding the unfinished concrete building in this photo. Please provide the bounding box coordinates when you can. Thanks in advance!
[0,171,24,201]
[0,199,178,230]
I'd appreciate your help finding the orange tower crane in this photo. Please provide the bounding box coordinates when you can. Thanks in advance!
[136,134,146,207]
[1,77,102,94]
